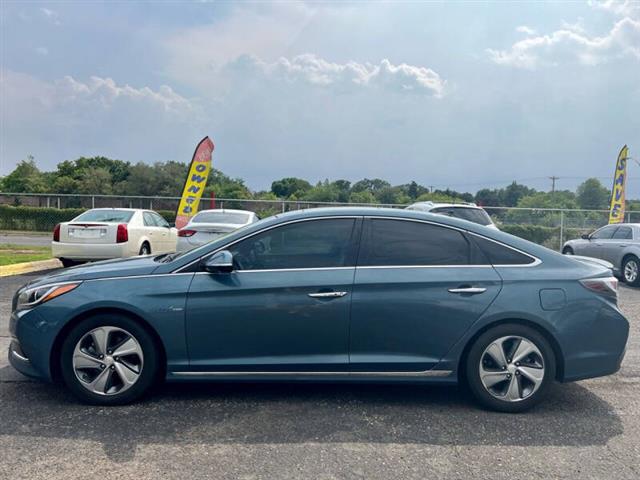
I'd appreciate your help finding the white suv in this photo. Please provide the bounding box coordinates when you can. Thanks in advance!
[406,201,498,229]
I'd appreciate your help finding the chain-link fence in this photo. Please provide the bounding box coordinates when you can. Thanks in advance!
[1,192,638,250]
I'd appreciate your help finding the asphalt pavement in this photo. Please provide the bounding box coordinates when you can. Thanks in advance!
[0,232,51,247]
[1,270,638,479]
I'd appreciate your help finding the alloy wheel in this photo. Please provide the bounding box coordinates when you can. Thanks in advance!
[624,259,638,283]
[478,335,545,402]
[72,326,144,396]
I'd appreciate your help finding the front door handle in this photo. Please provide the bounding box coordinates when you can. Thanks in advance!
[308,291,348,299]
[448,287,487,294]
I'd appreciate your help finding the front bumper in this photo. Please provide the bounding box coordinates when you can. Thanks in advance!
[8,338,41,378]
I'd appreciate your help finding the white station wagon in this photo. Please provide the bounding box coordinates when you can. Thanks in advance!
[52,208,178,267]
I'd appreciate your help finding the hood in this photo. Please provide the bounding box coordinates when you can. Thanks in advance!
[23,255,161,289]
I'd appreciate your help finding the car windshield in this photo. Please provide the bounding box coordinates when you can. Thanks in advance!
[434,207,493,226]
[191,211,250,224]
[73,210,134,223]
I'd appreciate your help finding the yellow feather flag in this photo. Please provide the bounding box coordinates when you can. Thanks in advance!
[608,145,629,224]
[175,137,215,230]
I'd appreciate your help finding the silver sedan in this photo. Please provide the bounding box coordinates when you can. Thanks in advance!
[563,223,640,285]
[176,209,258,252]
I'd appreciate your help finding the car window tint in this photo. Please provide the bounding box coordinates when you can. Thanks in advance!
[591,226,617,239]
[229,219,357,270]
[152,212,169,228]
[612,226,632,240]
[74,209,134,223]
[143,212,157,227]
[361,219,470,266]
[471,235,536,265]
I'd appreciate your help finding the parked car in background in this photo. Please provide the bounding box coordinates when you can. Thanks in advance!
[52,208,177,267]
[562,223,640,286]
[13,207,628,412]
[406,201,498,229]
[177,209,258,251]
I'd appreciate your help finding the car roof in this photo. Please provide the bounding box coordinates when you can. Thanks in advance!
[407,201,481,210]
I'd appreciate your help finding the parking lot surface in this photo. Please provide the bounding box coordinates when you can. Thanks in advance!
[1,270,639,479]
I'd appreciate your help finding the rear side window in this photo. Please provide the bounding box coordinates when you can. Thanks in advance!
[152,212,169,228]
[143,212,157,227]
[471,235,536,265]
[74,209,134,223]
[612,226,632,240]
[230,218,357,270]
[360,219,470,266]
[431,207,493,226]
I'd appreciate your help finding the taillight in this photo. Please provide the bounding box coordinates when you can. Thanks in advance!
[53,224,60,242]
[580,277,618,300]
[178,229,196,237]
[116,224,128,243]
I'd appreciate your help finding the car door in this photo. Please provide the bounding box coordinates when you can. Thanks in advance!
[583,225,618,259]
[184,217,362,372]
[142,211,164,252]
[601,225,632,266]
[151,212,175,252]
[349,218,502,373]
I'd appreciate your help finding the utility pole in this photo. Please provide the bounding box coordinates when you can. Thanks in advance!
[549,176,559,193]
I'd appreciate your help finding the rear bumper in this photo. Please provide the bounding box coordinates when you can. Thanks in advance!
[52,241,130,260]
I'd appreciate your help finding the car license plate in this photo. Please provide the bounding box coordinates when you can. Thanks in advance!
[71,228,105,238]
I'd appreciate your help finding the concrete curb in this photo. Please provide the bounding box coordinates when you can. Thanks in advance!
[0,258,62,277]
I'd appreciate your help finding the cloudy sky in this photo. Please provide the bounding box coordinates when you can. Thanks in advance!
[1,1,639,194]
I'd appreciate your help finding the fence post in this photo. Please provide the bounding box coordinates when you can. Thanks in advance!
[627,211,631,223]
[150,199,153,210]
[91,196,95,209]
[559,210,564,252]
[57,197,60,209]
[282,201,285,213]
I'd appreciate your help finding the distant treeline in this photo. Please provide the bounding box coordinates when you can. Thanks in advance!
[0,155,624,211]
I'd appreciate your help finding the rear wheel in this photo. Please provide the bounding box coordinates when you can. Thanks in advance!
[60,314,159,405]
[562,247,574,255]
[622,256,640,286]
[139,242,151,255]
[465,324,555,413]
[60,258,77,268]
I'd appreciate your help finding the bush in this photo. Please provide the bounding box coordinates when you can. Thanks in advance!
[0,205,85,232]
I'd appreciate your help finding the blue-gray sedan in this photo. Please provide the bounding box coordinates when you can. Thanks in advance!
[9,208,629,412]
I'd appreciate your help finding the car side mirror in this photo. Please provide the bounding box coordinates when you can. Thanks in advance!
[204,250,234,273]
[581,233,591,240]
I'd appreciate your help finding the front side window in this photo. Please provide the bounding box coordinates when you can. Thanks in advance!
[591,226,617,240]
[360,219,470,266]
[229,218,357,270]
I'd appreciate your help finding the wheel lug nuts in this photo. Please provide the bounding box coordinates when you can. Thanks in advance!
[99,355,104,359]
[100,364,105,369]
[110,365,115,370]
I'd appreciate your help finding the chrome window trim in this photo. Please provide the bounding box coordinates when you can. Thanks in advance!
[173,214,541,273]
[174,215,362,273]
[171,369,452,378]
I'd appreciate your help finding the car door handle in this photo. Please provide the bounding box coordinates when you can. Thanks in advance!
[448,287,487,294]
[308,291,348,298]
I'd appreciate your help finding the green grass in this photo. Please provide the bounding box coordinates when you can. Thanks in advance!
[0,244,52,266]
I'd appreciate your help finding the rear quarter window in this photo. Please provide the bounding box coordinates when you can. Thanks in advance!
[471,235,536,265]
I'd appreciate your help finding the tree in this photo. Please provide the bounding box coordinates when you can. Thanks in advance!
[271,177,312,198]
[1,157,47,192]
[576,178,610,210]
[504,181,536,207]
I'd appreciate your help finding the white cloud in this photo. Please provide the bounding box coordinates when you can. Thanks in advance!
[40,7,60,25]
[224,54,446,97]
[589,0,640,19]
[35,46,48,56]
[516,25,537,35]
[488,16,640,68]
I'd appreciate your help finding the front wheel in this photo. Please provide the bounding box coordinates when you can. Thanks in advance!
[60,314,159,405]
[465,324,555,413]
[622,256,640,287]
[562,247,574,255]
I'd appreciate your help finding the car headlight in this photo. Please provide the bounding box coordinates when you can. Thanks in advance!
[16,282,81,310]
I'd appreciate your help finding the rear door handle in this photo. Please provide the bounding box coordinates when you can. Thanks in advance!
[448,287,487,294]
[308,291,348,298]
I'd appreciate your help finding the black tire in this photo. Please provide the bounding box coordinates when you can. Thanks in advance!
[562,247,574,255]
[60,314,159,405]
[465,323,556,413]
[139,242,151,255]
[622,256,640,287]
[60,258,77,268]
